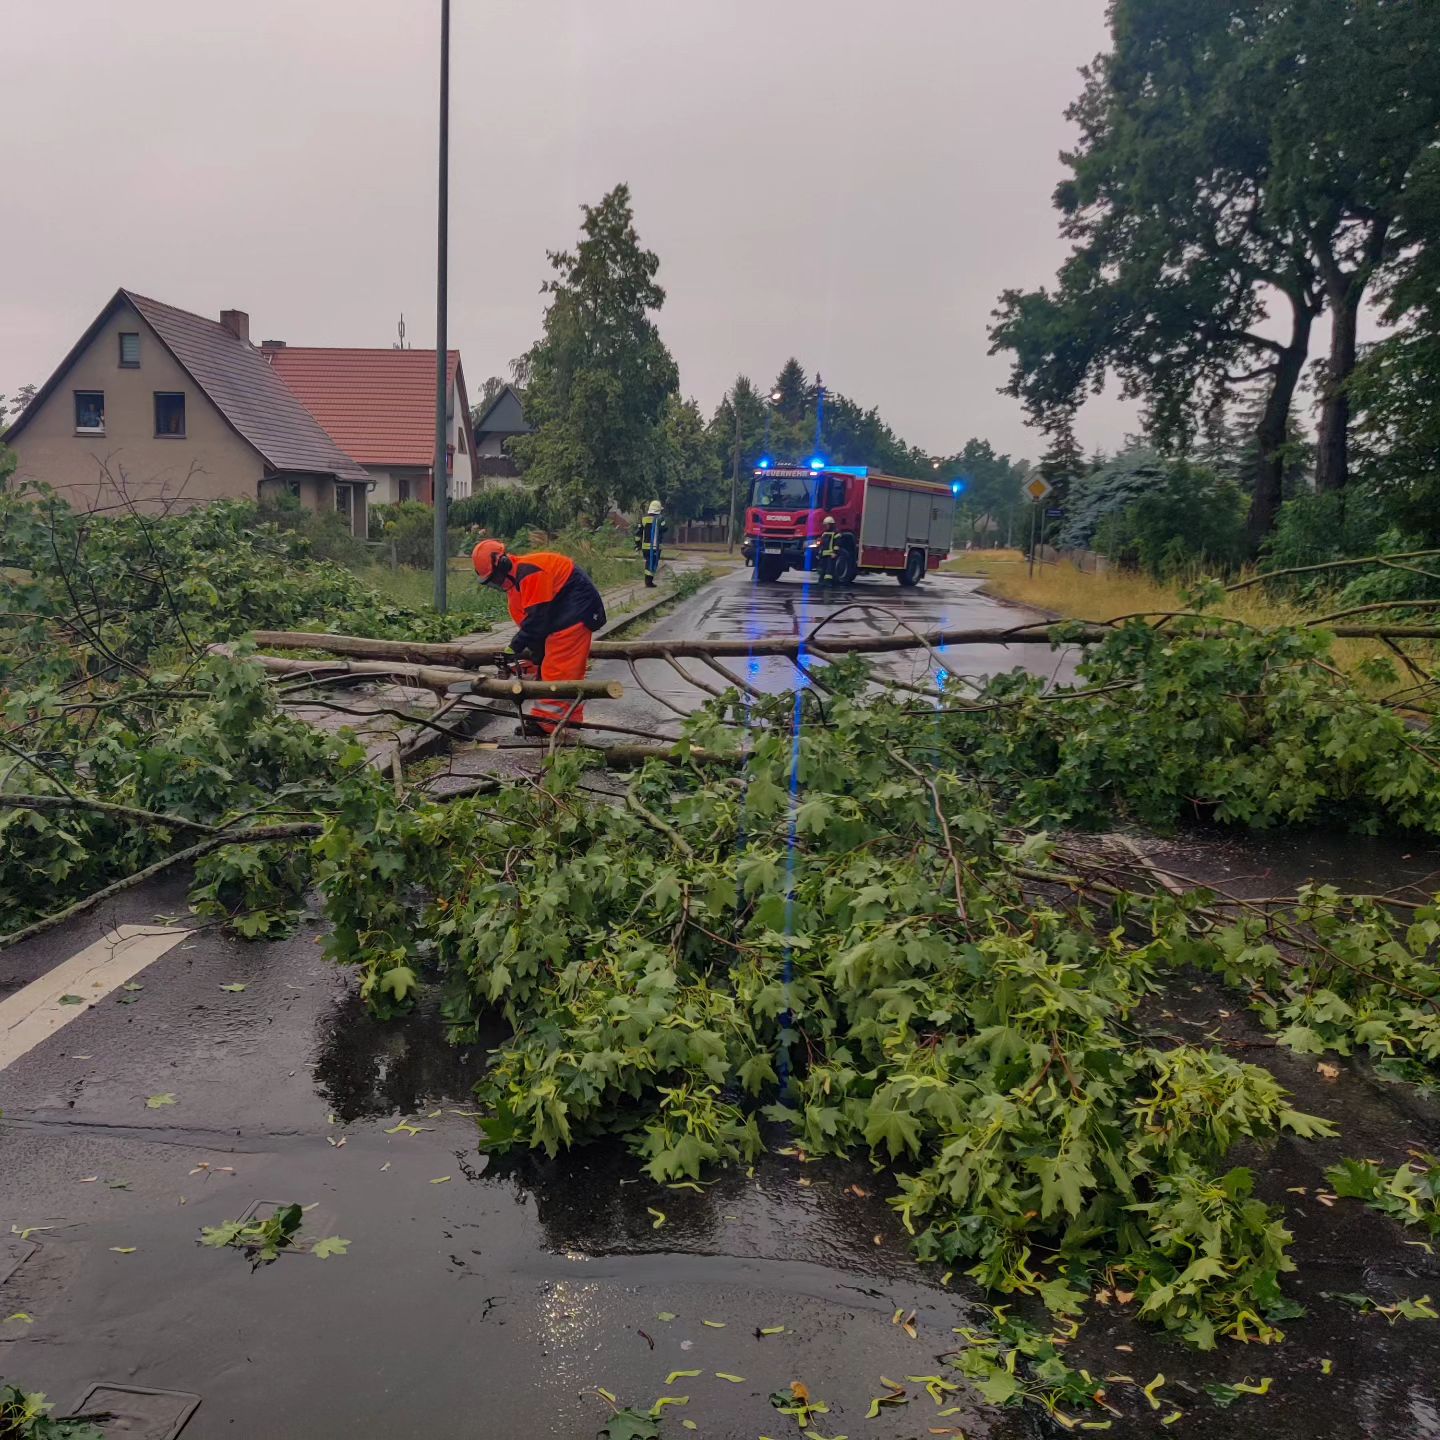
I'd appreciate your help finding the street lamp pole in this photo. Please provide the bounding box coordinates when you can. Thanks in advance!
[727,397,741,554]
[431,0,451,612]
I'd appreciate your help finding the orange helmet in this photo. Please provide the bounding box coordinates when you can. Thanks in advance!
[472,538,510,582]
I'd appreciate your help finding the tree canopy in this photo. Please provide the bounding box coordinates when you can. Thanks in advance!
[990,0,1440,547]
[510,184,678,522]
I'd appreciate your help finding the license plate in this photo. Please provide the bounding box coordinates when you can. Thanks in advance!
[764,544,784,554]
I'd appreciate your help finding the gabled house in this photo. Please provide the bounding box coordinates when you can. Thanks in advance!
[263,346,478,506]
[2,289,373,535]
[471,383,530,489]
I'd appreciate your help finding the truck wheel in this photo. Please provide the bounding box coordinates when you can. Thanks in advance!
[832,545,858,585]
[756,556,785,583]
[897,548,926,587]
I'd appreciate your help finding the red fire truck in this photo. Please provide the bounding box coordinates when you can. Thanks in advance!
[742,463,956,585]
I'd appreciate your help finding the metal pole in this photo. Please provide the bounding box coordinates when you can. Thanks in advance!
[432,0,451,612]
[727,395,741,554]
[1027,501,1037,579]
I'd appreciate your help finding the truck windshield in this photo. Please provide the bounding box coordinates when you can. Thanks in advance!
[750,474,816,509]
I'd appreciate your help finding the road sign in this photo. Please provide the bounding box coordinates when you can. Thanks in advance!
[1023,475,1053,503]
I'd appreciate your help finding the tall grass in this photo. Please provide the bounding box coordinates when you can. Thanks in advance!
[955,550,1424,693]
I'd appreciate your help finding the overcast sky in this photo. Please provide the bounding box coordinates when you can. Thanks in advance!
[3,0,1136,462]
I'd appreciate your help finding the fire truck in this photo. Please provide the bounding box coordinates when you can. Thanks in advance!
[741,463,957,585]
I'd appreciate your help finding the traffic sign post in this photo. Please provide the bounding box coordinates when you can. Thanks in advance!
[1022,475,1053,578]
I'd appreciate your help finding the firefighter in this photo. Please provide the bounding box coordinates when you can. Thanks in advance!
[817,514,840,585]
[634,499,667,586]
[472,540,608,734]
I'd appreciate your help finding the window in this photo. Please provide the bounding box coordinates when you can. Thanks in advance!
[335,483,354,527]
[457,426,467,454]
[397,477,411,502]
[154,392,185,437]
[74,391,105,433]
[118,332,140,367]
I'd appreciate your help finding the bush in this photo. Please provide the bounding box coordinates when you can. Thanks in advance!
[450,487,562,535]
[369,501,436,566]
[1056,448,1169,549]
[257,495,370,568]
[1093,463,1248,579]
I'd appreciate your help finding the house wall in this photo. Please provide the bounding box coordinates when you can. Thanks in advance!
[449,367,475,501]
[366,466,431,506]
[9,305,266,512]
[258,473,367,539]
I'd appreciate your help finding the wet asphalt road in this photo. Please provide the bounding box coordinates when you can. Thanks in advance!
[4,566,1440,1439]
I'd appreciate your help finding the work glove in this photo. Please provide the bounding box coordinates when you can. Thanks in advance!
[496,647,518,678]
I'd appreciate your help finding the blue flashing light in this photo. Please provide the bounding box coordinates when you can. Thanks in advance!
[809,456,825,471]
[951,479,967,496]
[757,457,770,468]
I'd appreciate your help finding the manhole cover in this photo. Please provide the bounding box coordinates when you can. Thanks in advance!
[0,1238,37,1288]
[238,1198,338,1249]
[69,1384,199,1439]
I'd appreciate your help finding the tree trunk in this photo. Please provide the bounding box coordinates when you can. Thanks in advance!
[1315,291,1360,493]
[1245,298,1313,551]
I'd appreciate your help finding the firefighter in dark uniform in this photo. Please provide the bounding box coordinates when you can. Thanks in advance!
[817,514,840,585]
[634,499,667,586]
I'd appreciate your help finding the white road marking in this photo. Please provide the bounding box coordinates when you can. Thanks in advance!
[0,925,187,1072]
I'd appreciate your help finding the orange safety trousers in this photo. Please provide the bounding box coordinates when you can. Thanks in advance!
[532,621,594,732]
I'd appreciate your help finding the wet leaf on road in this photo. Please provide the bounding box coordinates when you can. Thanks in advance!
[3,1313,34,1324]
[109,1246,136,1254]
[383,1121,429,1136]
[757,1325,785,1336]
[121,982,143,992]
[312,1236,350,1259]
[656,1311,676,1322]
[11,1225,57,1240]
[701,1319,725,1328]
[647,1207,666,1229]
[219,983,248,993]
[713,1372,745,1383]
[58,994,85,1005]
[145,1093,177,1109]
[430,1175,452,1184]
[79,1176,98,1184]
[665,1370,700,1384]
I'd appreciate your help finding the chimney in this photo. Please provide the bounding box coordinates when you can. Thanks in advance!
[260,339,286,351]
[219,309,250,343]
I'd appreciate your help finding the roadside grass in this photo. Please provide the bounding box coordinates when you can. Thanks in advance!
[358,532,648,630]
[954,549,1428,696]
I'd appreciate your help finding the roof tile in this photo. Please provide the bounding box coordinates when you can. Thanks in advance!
[266,348,460,468]
[124,292,370,483]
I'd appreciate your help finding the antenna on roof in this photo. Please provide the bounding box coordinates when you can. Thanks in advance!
[395,313,407,349]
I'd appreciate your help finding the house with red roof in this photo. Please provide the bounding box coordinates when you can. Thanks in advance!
[263,344,478,506]
[4,290,482,537]
[2,290,374,533]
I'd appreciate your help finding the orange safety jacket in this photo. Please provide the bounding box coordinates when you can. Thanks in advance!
[505,552,607,658]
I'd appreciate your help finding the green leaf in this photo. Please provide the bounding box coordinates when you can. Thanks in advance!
[377,965,418,1003]
[219,982,248,993]
[312,1236,350,1259]
[58,994,85,1005]
[145,1093,177,1109]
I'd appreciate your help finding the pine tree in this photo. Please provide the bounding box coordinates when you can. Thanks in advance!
[771,358,809,424]
[510,184,678,521]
